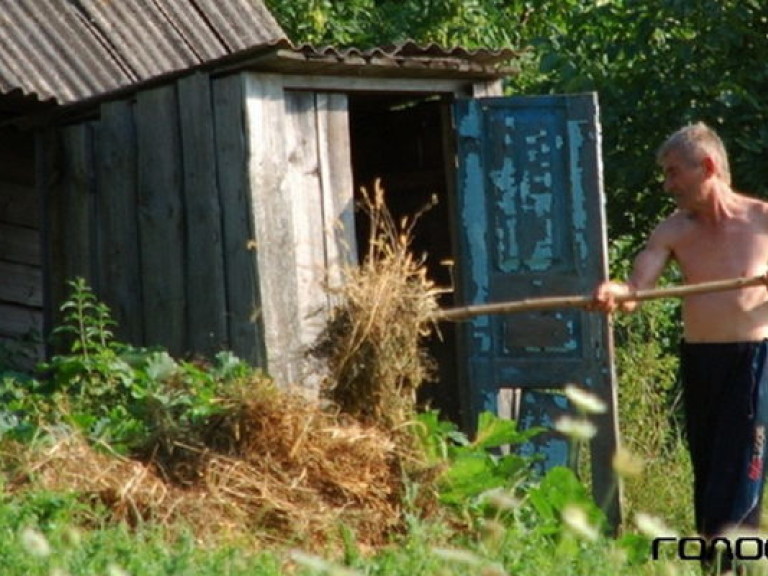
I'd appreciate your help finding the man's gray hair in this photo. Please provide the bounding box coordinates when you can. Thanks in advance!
[656,122,731,185]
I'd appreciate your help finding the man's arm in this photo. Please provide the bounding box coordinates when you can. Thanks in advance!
[593,223,674,313]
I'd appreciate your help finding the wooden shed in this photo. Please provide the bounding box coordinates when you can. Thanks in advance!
[0,0,621,525]
[0,0,517,387]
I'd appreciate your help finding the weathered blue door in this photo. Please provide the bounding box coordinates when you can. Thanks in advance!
[453,93,620,526]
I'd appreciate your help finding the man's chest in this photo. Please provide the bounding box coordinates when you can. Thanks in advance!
[672,222,768,281]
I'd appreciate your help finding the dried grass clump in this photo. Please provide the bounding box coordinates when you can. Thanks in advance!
[2,431,173,527]
[203,385,403,544]
[313,181,445,428]
[2,375,408,550]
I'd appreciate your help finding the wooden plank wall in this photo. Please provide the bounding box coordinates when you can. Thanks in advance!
[39,71,357,389]
[0,127,43,368]
[40,72,264,364]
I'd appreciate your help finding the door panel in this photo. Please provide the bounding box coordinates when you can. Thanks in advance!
[455,93,611,412]
[453,93,620,527]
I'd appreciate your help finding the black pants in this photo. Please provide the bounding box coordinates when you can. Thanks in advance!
[681,340,768,539]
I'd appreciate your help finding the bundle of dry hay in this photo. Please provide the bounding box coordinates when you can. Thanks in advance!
[312,181,446,429]
[2,377,412,550]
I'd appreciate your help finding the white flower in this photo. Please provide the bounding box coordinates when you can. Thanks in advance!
[431,548,509,575]
[63,526,82,548]
[612,446,644,477]
[20,526,51,559]
[562,504,600,542]
[288,550,362,576]
[634,512,678,539]
[478,487,520,511]
[564,385,607,414]
[554,416,597,441]
[107,564,131,576]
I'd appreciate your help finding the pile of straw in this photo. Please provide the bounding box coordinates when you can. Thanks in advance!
[3,378,408,549]
[312,181,445,428]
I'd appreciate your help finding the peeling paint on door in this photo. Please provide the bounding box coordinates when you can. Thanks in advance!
[568,119,590,262]
[460,141,492,354]
[453,94,618,517]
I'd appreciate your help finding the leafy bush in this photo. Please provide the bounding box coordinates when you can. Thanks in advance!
[0,278,253,456]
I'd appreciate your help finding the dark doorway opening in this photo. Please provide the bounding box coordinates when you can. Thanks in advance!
[347,93,461,423]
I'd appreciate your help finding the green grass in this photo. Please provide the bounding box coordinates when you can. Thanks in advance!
[0,498,711,576]
[0,497,282,575]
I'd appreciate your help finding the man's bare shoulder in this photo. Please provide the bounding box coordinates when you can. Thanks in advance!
[741,192,768,223]
[649,209,692,243]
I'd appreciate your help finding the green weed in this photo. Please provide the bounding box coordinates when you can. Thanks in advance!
[1,278,253,457]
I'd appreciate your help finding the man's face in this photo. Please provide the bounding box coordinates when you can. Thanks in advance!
[660,149,707,209]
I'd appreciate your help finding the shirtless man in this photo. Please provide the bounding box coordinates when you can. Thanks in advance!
[593,122,768,568]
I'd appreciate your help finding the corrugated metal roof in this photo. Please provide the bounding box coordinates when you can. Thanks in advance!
[0,0,286,106]
[207,40,520,82]
[0,1,520,121]
[299,42,518,66]
[298,41,519,75]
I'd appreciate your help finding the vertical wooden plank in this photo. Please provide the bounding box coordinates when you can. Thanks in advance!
[284,92,327,336]
[38,123,96,348]
[36,128,61,352]
[315,92,357,293]
[453,98,496,432]
[496,388,520,422]
[284,91,331,395]
[62,124,96,288]
[96,100,143,346]
[211,74,267,367]
[439,96,464,425]
[135,85,186,357]
[496,387,520,455]
[178,73,228,358]
[243,73,303,387]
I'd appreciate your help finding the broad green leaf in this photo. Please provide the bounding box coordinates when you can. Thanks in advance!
[472,411,540,450]
[144,352,178,382]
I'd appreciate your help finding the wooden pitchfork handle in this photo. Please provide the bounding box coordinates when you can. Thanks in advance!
[435,273,768,322]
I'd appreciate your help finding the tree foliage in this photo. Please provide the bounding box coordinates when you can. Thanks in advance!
[266,0,768,245]
[265,0,554,49]
[521,0,768,241]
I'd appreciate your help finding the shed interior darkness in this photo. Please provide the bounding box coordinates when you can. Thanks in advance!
[348,93,461,422]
